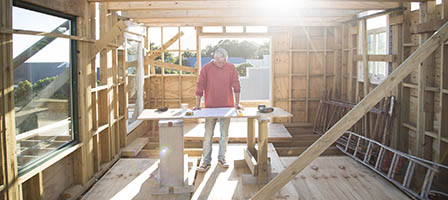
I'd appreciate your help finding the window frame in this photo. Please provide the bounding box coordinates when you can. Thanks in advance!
[13,0,79,175]
[358,15,390,85]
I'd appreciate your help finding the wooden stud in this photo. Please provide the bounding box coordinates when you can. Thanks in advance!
[347,25,354,102]
[391,11,403,150]
[437,0,448,162]
[416,1,436,158]
[257,118,269,184]
[251,20,448,200]
[0,0,19,198]
[400,6,412,153]
[288,31,292,123]
[306,27,311,123]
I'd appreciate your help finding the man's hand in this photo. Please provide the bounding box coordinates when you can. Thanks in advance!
[193,105,201,110]
[235,104,244,110]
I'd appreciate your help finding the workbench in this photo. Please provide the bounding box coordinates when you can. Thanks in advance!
[137,107,292,197]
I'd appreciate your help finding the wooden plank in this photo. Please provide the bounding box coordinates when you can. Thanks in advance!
[306,27,310,123]
[146,60,196,73]
[22,172,43,200]
[390,14,404,25]
[244,148,257,175]
[411,18,448,34]
[121,137,148,158]
[391,12,403,149]
[82,159,160,199]
[353,54,395,62]
[184,122,293,143]
[108,1,399,11]
[251,19,448,200]
[281,156,410,200]
[19,0,84,16]
[437,0,448,162]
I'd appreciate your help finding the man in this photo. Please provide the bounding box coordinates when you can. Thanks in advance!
[194,48,242,171]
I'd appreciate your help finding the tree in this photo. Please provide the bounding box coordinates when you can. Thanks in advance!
[201,39,269,59]
[236,62,254,77]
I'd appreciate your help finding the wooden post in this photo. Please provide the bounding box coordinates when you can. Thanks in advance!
[247,117,256,155]
[361,19,371,139]
[416,1,436,158]
[347,26,354,102]
[99,2,112,163]
[251,21,448,200]
[73,1,95,186]
[436,0,448,163]
[257,118,269,184]
[391,12,403,150]
[0,0,19,199]
[306,27,311,123]
[400,5,412,153]
[288,31,292,123]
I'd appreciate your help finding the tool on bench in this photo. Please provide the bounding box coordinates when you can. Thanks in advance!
[237,110,243,116]
[258,104,274,113]
[185,111,194,116]
[156,106,168,112]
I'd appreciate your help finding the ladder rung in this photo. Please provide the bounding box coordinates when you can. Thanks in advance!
[363,141,372,163]
[375,147,384,169]
[353,136,361,156]
[403,161,415,188]
[345,133,352,152]
[420,170,435,198]
[387,153,398,178]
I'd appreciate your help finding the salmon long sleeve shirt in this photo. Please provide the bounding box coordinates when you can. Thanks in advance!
[195,61,241,108]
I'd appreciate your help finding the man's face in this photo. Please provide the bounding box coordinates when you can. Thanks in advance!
[214,56,226,68]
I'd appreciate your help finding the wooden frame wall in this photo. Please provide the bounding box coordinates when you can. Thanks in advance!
[340,1,448,181]
[147,26,198,110]
[271,26,342,125]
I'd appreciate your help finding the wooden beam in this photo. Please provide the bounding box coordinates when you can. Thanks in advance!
[134,17,349,26]
[251,20,448,200]
[354,54,395,62]
[411,18,448,34]
[122,9,360,19]
[257,118,269,184]
[108,1,399,11]
[0,0,19,198]
[146,31,184,61]
[93,0,426,2]
[146,60,197,73]
[87,20,127,64]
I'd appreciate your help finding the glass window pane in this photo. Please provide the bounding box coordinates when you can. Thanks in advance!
[246,26,268,33]
[180,27,196,50]
[226,26,243,33]
[203,26,223,33]
[13,6,75,171]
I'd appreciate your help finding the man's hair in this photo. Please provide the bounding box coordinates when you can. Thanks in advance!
[213,48,229,60]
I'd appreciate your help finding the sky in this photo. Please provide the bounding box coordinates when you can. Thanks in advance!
[13,7,71,63]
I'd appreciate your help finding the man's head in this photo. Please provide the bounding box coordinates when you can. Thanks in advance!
[213,48,228,68]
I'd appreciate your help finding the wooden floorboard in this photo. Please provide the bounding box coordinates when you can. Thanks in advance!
[281,156,411,200]
[192,143,298,200]
[184,122,293,143]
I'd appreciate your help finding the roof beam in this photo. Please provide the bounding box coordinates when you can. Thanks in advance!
[133,16,350,26]
[121,9,360,19]
[93,0,427,2]
[108,1,400,11]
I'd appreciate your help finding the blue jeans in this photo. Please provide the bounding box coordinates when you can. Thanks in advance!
[202,118,230,165]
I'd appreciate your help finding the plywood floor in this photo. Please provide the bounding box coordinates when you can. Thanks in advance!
[282,156,411,200]
[184,122,292,143]
[82,145,410,200]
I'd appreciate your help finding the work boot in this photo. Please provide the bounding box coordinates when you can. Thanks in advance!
[218,159,229,168]
[198,163,211,172]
